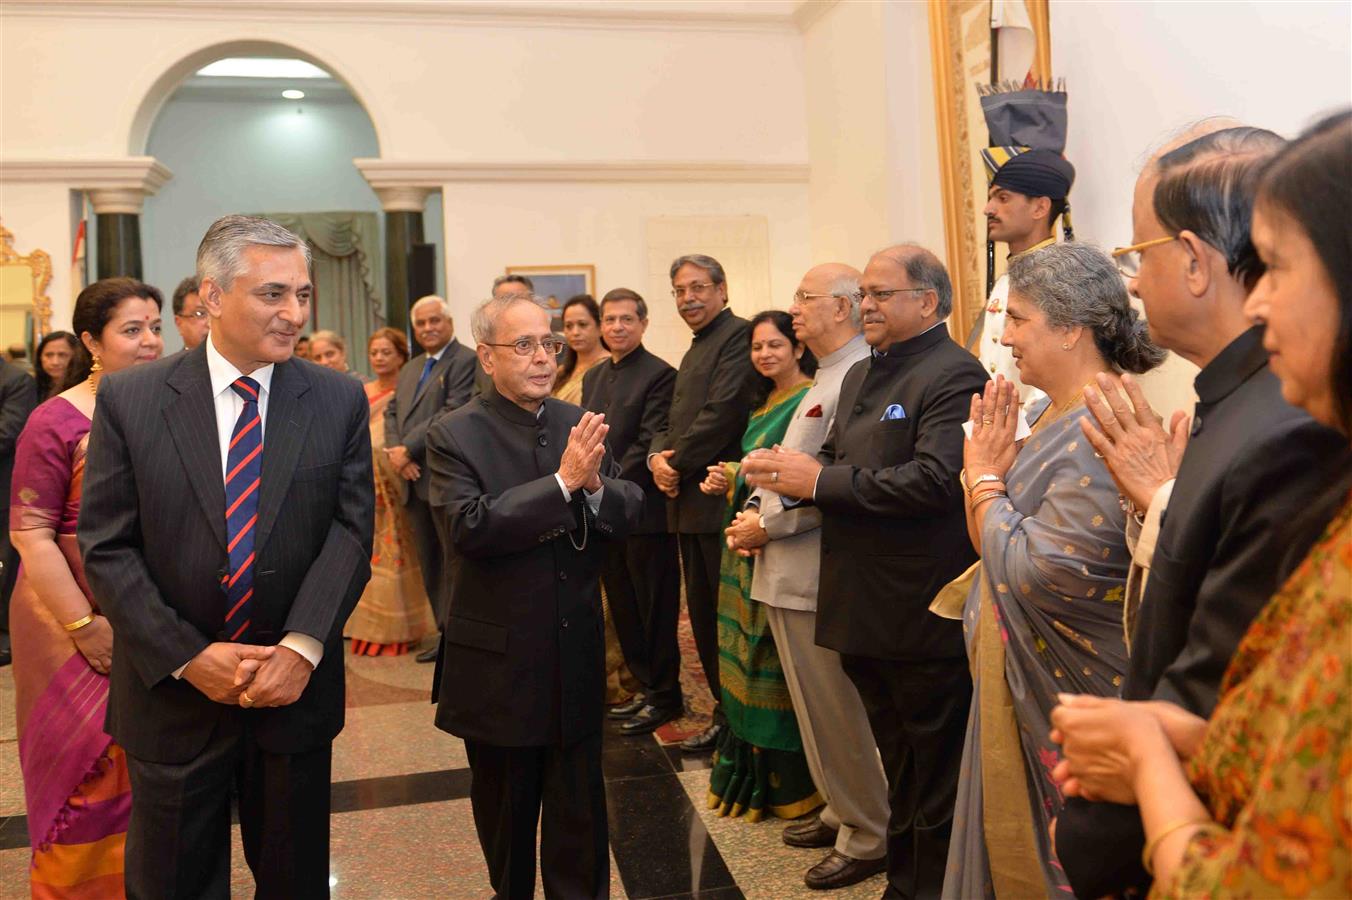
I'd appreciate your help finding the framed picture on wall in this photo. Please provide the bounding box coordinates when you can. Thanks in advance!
[505,265,596,330]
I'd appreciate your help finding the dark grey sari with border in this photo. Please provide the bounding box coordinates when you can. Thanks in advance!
[943,406,1131,898]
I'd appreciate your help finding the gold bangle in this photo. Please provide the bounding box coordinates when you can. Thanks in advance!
[63,613,96,633]
[1142,817,1210,876]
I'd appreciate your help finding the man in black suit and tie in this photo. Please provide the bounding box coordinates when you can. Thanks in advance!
[647,254,757,752]
[427,294,643,898]
[582,287,682,734]
[745,245,988,899]
[0,356,37,665]
[80,215,374,899]
[384,294,478,660]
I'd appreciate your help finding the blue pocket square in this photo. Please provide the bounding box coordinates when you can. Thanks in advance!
[881,403,907,421]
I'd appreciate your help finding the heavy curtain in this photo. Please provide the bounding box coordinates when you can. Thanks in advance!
[261,212,383,373]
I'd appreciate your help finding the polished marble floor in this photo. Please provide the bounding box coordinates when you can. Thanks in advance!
[0,648,886,898]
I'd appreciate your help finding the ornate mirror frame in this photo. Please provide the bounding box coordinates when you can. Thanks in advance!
[0,222,54,350]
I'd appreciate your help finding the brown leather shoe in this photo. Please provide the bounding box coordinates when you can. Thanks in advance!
[782,814,839,848]
[803,850,887,890]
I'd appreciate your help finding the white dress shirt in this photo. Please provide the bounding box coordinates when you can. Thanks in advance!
[173,339,323,677]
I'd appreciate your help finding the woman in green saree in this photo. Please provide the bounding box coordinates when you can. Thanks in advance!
[699,310,822,821]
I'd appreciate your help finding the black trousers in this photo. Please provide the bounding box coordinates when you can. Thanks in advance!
[124,716,332,900]
[840,655,971,900]
[464,733,609,900]
[405,491,447,626]
[603,533,683,710]
[677,532,722,718]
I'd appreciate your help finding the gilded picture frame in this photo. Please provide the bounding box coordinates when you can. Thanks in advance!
[505,264,596,328]
[0,222,54,351]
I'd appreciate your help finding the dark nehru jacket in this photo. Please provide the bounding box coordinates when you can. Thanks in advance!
[427,389,644,747]
[812,323,988,660]
[1058,326,1352,899]
[648,307,757,534]
[582,345,676,534]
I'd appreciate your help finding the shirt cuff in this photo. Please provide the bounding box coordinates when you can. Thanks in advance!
[172,660,190,679]
[811,469,821,501]
[583,483,604,513]
[554,473,572,502]
[280,632,323,669]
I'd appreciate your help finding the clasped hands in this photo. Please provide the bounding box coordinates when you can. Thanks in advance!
[1079,372,1189,511]
[557,412,608,494]
[385,445,420,481]
[182,642,314,709]
[697,464,769,557]
[964,376,1019,482]
[1048,694,1208,805]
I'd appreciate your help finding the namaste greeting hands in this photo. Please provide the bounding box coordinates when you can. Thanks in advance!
[558,412,608,493]
[1079,373,1189,511]
[963,376,1019,481]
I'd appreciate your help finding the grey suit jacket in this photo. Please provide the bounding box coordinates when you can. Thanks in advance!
[748,334,869,612]
[384,338,479,502]
[79,347,375,763]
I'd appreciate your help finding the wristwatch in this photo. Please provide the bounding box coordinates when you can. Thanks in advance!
[961,470,1004,496]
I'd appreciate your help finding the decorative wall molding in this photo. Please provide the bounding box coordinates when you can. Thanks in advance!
[354,159,810,186]
[0,157,173,193]
[0,1,801,34]
[372,185,435,213]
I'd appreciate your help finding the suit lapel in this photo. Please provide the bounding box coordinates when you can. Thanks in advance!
[410,347,452,408]
[164,348,228,552]
[254,360,313,554]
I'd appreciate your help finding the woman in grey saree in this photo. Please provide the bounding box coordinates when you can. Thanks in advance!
[942,244,1167,898]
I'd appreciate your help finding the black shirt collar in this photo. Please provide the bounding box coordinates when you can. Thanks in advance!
[610,345,647,370]
[691,307,732,341]
[482,384,545,426]
[1194,326,1269,405]
[870,320,949,363]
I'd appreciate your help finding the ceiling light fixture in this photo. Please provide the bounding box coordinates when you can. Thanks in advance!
[282,89,306,100]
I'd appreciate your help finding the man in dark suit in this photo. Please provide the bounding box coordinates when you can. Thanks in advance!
[582,287,681,734]
[647,254,757,751]
[0,356,37,665]
[745,245,987,899]
[80,215,374,899]
[427,294,643,899]
[384,294,479,660]
[1056,128,1352,898]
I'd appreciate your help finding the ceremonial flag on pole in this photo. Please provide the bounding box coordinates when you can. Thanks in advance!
[71,197,88,305]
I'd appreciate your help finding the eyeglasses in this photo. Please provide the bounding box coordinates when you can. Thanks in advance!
[1111,236,1178,279]
[671,282,716,300]
[483,337,566,357]
[861,287,930,302]
[792,290,855,305]
[177,309,208,320]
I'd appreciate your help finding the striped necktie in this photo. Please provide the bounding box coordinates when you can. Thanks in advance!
[224,376,262,641]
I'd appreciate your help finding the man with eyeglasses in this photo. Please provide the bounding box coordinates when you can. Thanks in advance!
[385,294,480,661]
[729,264,889,890]
[647,253,757,753]
[1055,126,1352,899]
[426,293,643,899]
[581,288,683,736]
[172,275,211,350]
[743,245,987,900]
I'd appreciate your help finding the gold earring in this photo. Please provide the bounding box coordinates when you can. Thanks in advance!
[90,355,103,373]
[1061,342,1071,351]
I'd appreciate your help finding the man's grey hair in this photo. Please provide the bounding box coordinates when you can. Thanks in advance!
[492,273,534,294]
[411,294,451,319]
[471,295,544,344]
[196,215,310,289]
[669,254,726,285]
[826,271,863,328]
[873,244,953,319]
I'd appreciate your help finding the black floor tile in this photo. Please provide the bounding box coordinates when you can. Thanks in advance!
[0,815,28,852]
[662,744,715,772]
[329,767,473,814]
[602,730,678,782]
[606,772,736,899]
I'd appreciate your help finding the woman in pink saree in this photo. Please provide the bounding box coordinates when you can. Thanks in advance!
[10,277,164,898]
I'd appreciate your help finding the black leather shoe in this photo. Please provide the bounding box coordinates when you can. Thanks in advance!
[804,850,887,890]
[679,721,723,752]
[415,646,438,664]
[619,704,679,735]
[783,814,839,848]
[607,694,646,719]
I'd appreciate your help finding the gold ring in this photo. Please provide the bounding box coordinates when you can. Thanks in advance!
[982,417,994,426]
[771,471,780,483]
[241,691,255,708]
